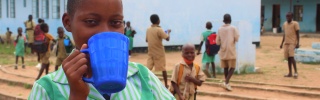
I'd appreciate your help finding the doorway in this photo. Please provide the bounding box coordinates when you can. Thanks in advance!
[272,5,281,28]
[316,4,320,32]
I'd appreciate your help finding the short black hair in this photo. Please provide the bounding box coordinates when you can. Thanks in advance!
[206,22,212,29]
[223,14,232,24]
[40,23,49,33]
[38,19,44,23]
[67,0,122,16]
[150,14,160,24]
[67,0,83,16]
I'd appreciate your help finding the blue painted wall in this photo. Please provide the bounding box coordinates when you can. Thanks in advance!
[0,0,68,37]
[1,0,261,47]
[123,0,261,47]
[262,0,320,33]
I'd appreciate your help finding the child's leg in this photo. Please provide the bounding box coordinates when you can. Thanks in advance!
[286,57,293,77]
[45,63,50,74]
[22,57,25,68]
[15,56,18,69]
[15,56,18,65]
[36,63,46,80]
[226,68,235,84]
[55,65,59,71]
[37,52,40,62]
[162,71,168,88]
[203,63,211,77]
[129,50,132,56]
[211,62,216,78]
[224,68,229,79]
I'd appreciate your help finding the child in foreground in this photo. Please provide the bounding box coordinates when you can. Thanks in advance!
[28,0,174,100]
[170,43,206,100]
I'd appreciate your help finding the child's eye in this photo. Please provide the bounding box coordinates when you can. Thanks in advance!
[109,20,123,27]
[84,19,99,26]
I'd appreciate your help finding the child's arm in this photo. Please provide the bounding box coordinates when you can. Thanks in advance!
[280,34,285,49]
[63,44,90,100]
[171,81,184,100]
[197,34,204,55]
[185,75,204,86]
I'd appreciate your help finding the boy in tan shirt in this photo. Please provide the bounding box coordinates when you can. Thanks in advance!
[216,14,239,91]
[146,14,171,87]
[280,12,300,79]
[171,43,206,100]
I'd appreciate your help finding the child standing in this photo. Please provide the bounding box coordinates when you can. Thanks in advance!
[29,0,174,99]
[171,43,206,100]
[55,27,73,71]
[124,21,136,56]
[35,23,55,80]
[197,22,216,78]
[14,27,26,69]
[216,14,240,91]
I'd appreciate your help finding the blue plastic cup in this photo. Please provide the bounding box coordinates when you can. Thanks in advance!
[81,32,129,94]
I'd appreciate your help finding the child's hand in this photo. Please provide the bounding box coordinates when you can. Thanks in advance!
[280,45,283,49]
[62,44,90,100]
[185,74,192,82]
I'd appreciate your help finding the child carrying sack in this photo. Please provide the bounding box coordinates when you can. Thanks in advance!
[169,64,200,95]
[205,32,220,56]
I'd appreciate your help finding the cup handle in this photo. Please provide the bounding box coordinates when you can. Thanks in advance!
[83,77,94,83]
[80,49,89,54]
[80,49,93,83]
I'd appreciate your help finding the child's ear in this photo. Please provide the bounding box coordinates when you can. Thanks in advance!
[62,13,72,32]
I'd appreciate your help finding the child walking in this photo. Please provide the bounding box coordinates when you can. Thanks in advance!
[171,43,206,100]
[14,27,26,69]
[216,14,240,91]
[197,22,216,78]
[35,23,55,80]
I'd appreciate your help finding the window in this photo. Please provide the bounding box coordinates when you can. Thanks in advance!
[64,0,67,13]
[9,0,15,18]
[0,0,2,18]
[52,0,60,18]
[294,5,303,21]
[42,0,49,18]
[6,0,8,18]
[32,0,39,18]
[24,0,26,7]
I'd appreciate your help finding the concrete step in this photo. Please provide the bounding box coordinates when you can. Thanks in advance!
[312,42,320,50]
[295,48,320,56]
[295,54,320,64]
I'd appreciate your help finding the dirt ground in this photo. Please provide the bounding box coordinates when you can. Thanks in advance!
[0,36,320,99]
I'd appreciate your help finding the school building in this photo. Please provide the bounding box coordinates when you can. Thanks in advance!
[0,0,67,36]
[261,0,320,33]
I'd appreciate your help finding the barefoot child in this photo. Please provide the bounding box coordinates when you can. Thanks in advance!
[170,43,206,100]
[216,14,239,91]
[14,27,26,69]
[29,0,174,99]
[55,27,73,71]
[35,23,55,80]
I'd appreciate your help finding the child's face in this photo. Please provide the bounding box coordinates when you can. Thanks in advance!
[58,28,64,38]
[62,0,124,49]
[18,28,22,34]
[182,47,195,61]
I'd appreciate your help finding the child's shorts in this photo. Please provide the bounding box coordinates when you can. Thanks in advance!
[147,55,166,71]
[220,59,236,68]
[284,44,295,59]
[40,51,50,64]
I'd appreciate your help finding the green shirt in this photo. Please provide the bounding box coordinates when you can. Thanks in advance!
[28,62,175,100]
